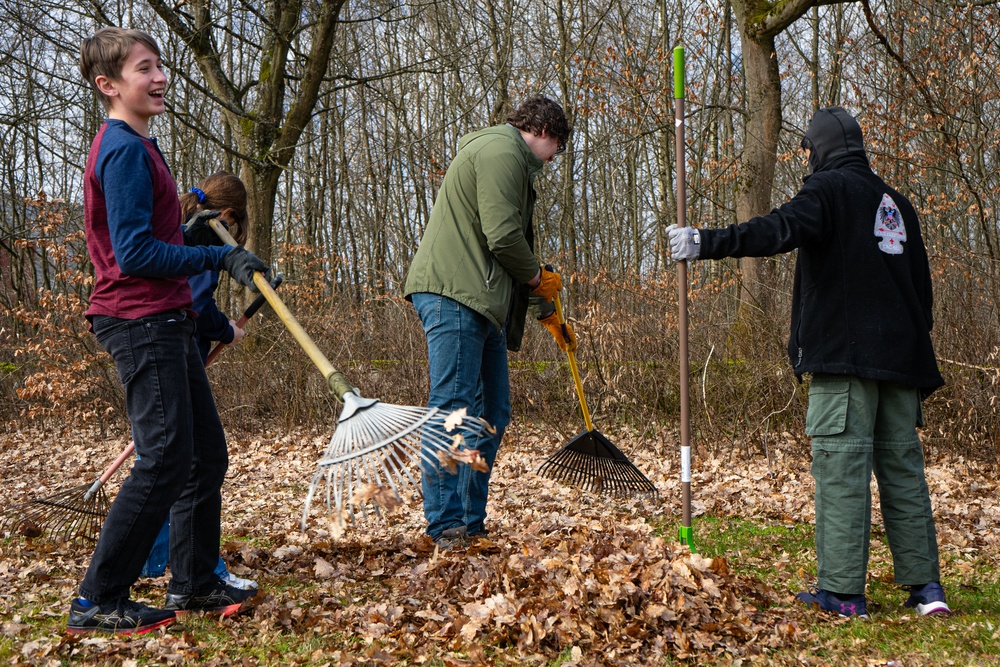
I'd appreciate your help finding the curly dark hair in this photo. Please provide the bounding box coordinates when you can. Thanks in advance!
[506,96,572,147]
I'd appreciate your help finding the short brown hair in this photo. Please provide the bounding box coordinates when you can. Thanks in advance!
[179,171,250,245]
[80,27,161,112]
[506,96,572,147]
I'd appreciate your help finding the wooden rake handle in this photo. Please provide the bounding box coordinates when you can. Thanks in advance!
[208,218,356,401]
[553,291,594,431]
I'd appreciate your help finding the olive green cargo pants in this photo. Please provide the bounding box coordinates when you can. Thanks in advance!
[806,374,941,595]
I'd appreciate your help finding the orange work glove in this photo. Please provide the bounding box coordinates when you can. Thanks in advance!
[532,267,562,301]
[538,312,578,352]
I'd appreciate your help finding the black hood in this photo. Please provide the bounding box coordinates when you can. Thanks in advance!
[800,106,869,173]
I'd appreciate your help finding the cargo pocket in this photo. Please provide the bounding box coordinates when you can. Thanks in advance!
[805,376,850,437]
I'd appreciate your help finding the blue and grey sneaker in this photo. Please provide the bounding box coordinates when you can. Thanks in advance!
[165,579,259,618]
[66,597,175,635]
[904,582,951,616]
[795,588,868,618]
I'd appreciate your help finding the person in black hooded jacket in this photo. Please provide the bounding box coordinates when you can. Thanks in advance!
[667,106,950,618]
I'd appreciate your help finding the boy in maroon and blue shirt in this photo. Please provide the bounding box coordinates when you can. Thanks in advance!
[69,27,268,634]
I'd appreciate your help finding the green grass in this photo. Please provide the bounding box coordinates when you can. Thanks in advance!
[650,514,1000,665]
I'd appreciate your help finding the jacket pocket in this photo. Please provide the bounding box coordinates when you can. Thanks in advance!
[805,376,850,436]
[484,255,496,290]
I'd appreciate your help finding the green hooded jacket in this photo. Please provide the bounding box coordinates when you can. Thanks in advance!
[404,123,543,351]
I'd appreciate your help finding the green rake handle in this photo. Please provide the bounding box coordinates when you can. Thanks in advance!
[209,219,356,402]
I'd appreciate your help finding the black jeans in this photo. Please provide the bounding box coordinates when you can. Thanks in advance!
[79,311,228,603]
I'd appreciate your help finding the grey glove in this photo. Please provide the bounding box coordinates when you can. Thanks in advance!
[667,224,700,261]
[183,210,226,247]
[222,246,270,292]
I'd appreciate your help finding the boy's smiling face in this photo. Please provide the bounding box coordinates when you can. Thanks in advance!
[96,42,167,136]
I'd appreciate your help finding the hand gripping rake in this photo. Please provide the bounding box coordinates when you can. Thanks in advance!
[0,276,282,543]
[206,220,493,530]
[537,292,657,499]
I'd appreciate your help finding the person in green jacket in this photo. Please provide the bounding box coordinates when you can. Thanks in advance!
[404,96,574,548]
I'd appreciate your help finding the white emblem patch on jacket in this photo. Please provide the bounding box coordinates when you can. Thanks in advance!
[874,193,906,255]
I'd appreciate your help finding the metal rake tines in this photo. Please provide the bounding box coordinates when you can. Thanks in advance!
[538,447,658,499]
[302,404,494,529]
[0,484,110,544]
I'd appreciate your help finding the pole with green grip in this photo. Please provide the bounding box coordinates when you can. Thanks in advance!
[674,45,695,553]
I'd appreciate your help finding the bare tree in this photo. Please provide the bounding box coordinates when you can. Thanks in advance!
[144,0,347,263]
[727,0,860,319]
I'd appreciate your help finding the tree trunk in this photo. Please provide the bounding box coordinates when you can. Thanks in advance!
[148,0,346,264]
[732,28,782,318]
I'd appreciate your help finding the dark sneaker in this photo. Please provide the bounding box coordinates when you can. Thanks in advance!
[434,525,469,550]
[165,580,259,617]
[904,582,951,616]
[66,597,175,635]
[795,588,868,618]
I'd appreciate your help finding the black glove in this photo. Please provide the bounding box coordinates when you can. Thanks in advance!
[222,246,270,292]
[183,210,227,246]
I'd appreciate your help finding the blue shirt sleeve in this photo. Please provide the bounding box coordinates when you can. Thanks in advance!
[95,135,230,277]
[189,270,234,344]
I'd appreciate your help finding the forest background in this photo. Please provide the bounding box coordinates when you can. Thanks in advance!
[2,0,1000,459]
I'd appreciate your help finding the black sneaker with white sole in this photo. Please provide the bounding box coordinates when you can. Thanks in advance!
[164,579,259,617]
[66,597,176,635]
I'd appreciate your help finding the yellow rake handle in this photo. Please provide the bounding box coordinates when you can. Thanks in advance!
[208,218,354,401]
[553,291,593,431]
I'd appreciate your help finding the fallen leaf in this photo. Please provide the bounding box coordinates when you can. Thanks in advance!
[443,408,468,431]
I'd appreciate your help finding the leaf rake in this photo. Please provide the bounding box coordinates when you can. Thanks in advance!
[537,292,658,500]
[0,276,282,544]
[206,220,492,530]
[0,444,131,544]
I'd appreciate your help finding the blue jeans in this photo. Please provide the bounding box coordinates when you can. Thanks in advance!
[142,519,229,580]
[411,293,510,539]
[79,311,228,603]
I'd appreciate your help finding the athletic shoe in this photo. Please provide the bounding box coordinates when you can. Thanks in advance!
[66,597,175,635]
[434,525,469,550]
[795,588,868,618]
[164,580,259,617]
[221,571,258,591]
[904,582,951,616]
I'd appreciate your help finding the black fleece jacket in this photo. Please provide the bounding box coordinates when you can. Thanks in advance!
[699,108,944,395]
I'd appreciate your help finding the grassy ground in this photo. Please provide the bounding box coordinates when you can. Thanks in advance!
[672,515,1000,666]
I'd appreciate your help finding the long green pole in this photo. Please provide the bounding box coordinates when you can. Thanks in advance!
[674,45,695,553]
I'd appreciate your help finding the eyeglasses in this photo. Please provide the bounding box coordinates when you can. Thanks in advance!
[555,141,567,155]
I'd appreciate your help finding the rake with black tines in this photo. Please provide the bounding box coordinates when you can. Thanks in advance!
[536,292,658,500]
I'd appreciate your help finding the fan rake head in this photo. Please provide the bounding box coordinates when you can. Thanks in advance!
[0,483,109,544]
[537,430,658,499]
[302,395,494,529]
